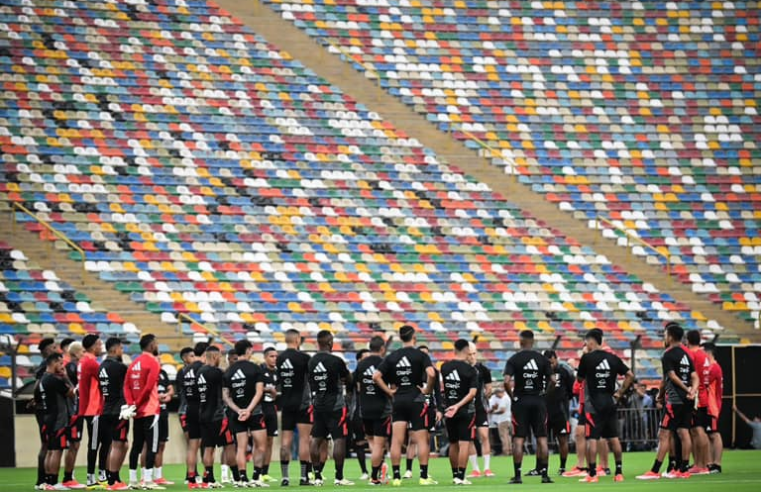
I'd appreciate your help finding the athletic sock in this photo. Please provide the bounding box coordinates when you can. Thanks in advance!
[483,454,491,471]
[281,460,290,479]
[560,457,567,470]
[539,461,548,478]
[144,468,153,484]
[615,461,622,476]
[393,465,401,480]
[459,468,467,480]
[204,466,215,484]
[314,464,323,481]
[588,462,597,477]
[420,464,428,479]
[513,461,522,479]
[372,465,380,481]
[240,472,249,483]
[336,461,344,481]
[155,467,162,479]
[299,460,308,480]
[263,465,270,476]
[406,458,413,473]
[129,470,137,484]
[231,466,240,482]
[468,454,480,472]
[254,467,263,481]
[63,472,73,483]
[47,474,57,485]
[651,460,663,474]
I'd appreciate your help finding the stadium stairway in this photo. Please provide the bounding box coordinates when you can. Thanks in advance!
[0,216,187,350]
[214,0,758,343]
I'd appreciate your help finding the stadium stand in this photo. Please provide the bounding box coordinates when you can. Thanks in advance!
[260,0,761,326]
[0,0,735,385]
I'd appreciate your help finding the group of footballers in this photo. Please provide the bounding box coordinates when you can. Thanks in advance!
[30,320,726,490]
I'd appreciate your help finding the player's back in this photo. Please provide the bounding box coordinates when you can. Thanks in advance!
[504,350,550,396]
[441,359,478,416]
[197,364,225,423]
[378,346,431,401]
[99,357,127,416]
[277,348,311,411]
[308,352,348,412]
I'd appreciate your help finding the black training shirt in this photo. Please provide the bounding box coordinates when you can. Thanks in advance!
[223,359,263,415]
[577,350,629,413]
[197,365,225,423]
[180,360,204,406]
[308,352,350,413]
[662,345,694,405]
[377,346,432,403]
[441,360,478,417]
[99,357,127,416]
[355,354,391,419]
[276,348,311,411]
[503,349,552,397]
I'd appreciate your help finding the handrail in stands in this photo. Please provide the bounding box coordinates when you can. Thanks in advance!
[595,215,672,277]
[11,201,87,281]
[177,312,234,346]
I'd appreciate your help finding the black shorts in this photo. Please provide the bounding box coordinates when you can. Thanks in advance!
[584,406,618,440]
[281,406,313,431]
[230,413,267,435]
[67,415,84,442]
[263,406,279,437]
[159,412,169,442]
[693,407,710,430]
[548,412,571,437]
[183,405,201,439]
[132,415,160,456]
[351,413,366,442]
[577,404,586,425]
[311,408,349,440]
[363,416,391,438]
[98,414,131,443]
[661,403,693,431]
[445,413,476,443]
[43,422,68,450]
[474,403,489,428]
[512,395,547,439]
[201,418,235,449]
[427,402,437,432]
[392,399,429,431]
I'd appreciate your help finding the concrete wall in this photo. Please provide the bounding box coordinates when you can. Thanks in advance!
[15,415,282,468]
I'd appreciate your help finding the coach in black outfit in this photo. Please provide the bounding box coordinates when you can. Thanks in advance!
[503,330,555,484]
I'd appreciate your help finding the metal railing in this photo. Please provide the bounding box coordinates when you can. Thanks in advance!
[176,312,233,346]
[11,202,87,281]
[595,215,672,276]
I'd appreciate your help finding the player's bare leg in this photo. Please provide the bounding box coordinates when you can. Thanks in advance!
[297,423,313,483]
[390,421,408,482]
[690,426,709,471]
[251,429,268,484]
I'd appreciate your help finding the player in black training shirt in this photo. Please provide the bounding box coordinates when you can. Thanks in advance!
[97,338,130,487]
[374,325,437,484]
[260,347,280,482]
[308,330,353,486]
[541,350,575,475]
[178,342,207,484]
[441,339,479,484]
[222,340,266,486]
[576,329,634,483]
[276,329,313,486]
[503,330,555,484]
[637,322,699,480]
[355,336,392,485]
[197,346,235,486]
[33,338,60,489]
[154,365,174,486]
[39,353,75,489]
[468,342,494,478]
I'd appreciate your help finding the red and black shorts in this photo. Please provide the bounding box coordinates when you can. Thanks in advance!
[363,416,391,439]
[511,395,548,439]
[230,412,267,436]
[67,415,84,442]
[158,412,169,443]
[707,412,720,433]
[281,406,313,431]
[43,422,68,450]
[263,405,279,437]
[181,405,202,440]
[584,407,618,440]
[311,407,349,440]
[692,407,711,431]
[661,403,693,431]
[392,399,429,432]
[98,414,130,442]
[445,413,476,443]
[201,418,235,449]
[474,402,489,428]
[548,411,571,437]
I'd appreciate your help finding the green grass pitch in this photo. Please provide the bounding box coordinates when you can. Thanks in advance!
[1,451,759,491]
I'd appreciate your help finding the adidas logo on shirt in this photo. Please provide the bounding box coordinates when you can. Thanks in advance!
[198,374,206,385]
[445,370,461,382]
[231,369,246,381]
[397,356,412,368]
[99,368,108,380]
[596,359,611,371]
[314,362,327,373]
[523,359,539,371]
[281,359,294,370]
[363,365,376,377]
[680,355,691,366]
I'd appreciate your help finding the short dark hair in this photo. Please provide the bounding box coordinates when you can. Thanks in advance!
[686,330,701,346]
[665,322,684,342]
[82,334,100,350]
[368,336,385,353]
[234,339,253,357]
[543,350,557,360]
[193,342,209,357]
[205,345,221,354]
[418,345,429,352]
[46,353,63,365]
[180,347,194,358]
[264,347,277,356]
[399,325,415,342]
[519,330,534,340]
[454,339,470,352]
[38,338,56,354]
[139,334,156,351]
[701,342,716,355]
[60,337,75,351]
[356,348,369,360]
[585,329,603,345]
[317,330,333,347]
[105,337,122,352]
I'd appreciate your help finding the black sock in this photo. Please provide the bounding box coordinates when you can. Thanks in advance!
[560,457,567,469]
[539,460,548,478]
[615,461,622,476]
[588,462,597,477]
[420,464,428,479]
[63,471,73,483]
[336,461,344,481]
[240,471,249,483]
[204,466,215,484]
[514,461,522,478]
[263,465,269,476]
[358,454,367,474]
[667,458,676,472]
[314,464,323,480]
[49,473,58,485]
[254,467,262,480]
[372,465,380,480]
[393,465,401,480]
[306,462,313,475]
[231,466,240,482]
[652,460,663,474]
[105,471,113,486]
[299,461,308,480]
[406,458,413,472]
[459,468,466,480]
[452,466,458,478]
[680,461,689,473]
[281,460,290,479]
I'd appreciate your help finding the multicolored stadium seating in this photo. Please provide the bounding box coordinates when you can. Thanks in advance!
[0,0,737,383]
[261,0,761,326]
